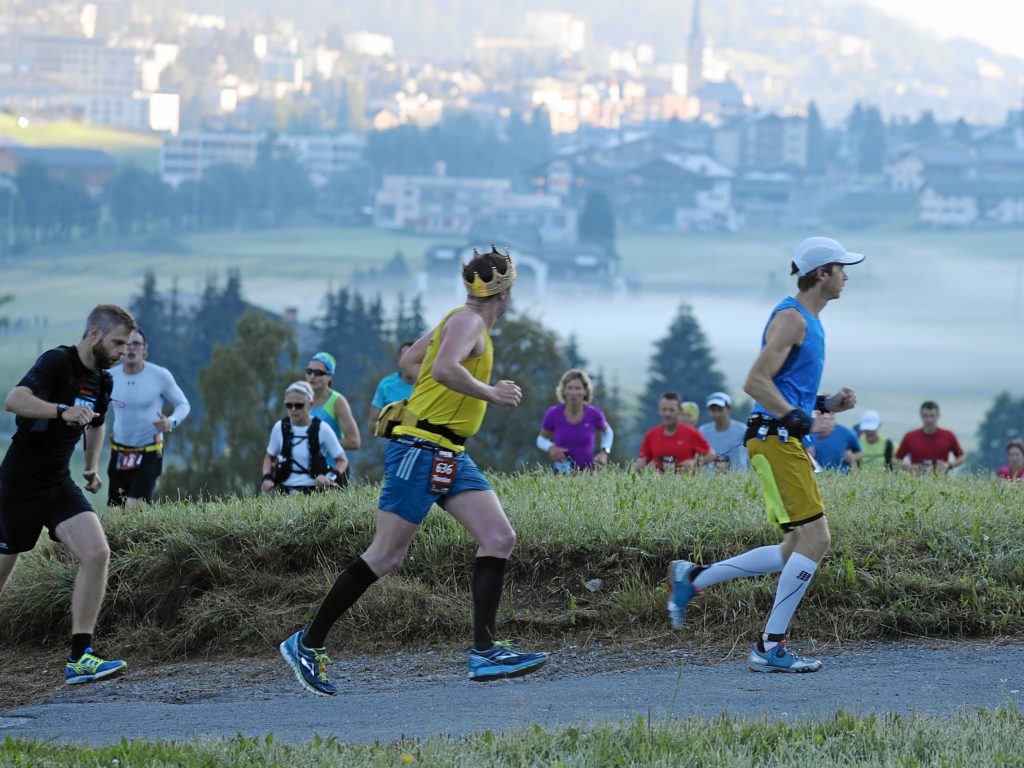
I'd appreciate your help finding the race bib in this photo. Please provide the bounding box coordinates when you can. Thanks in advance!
[429,450,457,495]
[658,456,677,472]
[74,396,97,410]
[115,450,143,471]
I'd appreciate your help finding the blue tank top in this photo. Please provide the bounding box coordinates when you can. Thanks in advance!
[751,296,825,418]
[311,390,343,439]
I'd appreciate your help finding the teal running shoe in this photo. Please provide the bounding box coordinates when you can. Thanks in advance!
[468,640,548,681]
[747,641,822,673]
[64,649,127,685]
[667,560,703,630]
[279,630,338,696]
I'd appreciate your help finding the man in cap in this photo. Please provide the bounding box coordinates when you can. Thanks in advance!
[856,410,894,470]
[699,391,749,472]
[667,236,864,673]
[279,247,547,696]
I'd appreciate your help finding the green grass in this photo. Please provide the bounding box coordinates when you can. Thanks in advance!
[5,707,1024,766]
[0,114,161,170]
[1,469,1022,658]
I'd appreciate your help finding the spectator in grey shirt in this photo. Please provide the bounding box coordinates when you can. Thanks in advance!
[699,392,749,472]
[107,329,190,506]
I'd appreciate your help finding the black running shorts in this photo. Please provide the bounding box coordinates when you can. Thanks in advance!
[0,477,95,554]
[107,451,163,507]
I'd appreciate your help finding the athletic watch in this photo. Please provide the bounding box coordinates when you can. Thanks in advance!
[56,403,69,420]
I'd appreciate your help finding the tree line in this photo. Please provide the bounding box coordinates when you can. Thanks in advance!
[129,269,1021,499]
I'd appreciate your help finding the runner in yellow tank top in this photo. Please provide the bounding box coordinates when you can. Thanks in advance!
[392,306,493,451]
[278,247,548,696]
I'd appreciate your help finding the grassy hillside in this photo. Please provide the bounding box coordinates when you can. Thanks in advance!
[1,469,1020,659]
[0,114,161,170]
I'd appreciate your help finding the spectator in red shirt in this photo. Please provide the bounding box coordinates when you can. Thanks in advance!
[637,392,712,473]
[997,440,1024,481]
[895,401,966,474]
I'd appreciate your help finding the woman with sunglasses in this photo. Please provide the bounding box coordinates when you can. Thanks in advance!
[261,381,348,495]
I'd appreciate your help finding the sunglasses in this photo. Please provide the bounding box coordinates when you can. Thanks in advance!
[284,402,307,410]
[305,368,329,377]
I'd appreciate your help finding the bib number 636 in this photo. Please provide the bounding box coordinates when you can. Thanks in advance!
[429,450,458,494]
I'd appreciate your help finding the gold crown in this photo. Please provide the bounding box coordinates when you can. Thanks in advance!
[464,245,517,298]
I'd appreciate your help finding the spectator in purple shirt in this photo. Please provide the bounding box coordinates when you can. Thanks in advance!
[537,369,614,474]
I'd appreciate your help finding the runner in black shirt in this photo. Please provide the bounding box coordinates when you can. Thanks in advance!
[0,304,136,685]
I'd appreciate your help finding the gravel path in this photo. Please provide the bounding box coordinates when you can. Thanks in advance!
[2,641,1022,744]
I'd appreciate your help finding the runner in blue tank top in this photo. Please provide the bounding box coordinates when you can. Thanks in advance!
[666,236,865,674]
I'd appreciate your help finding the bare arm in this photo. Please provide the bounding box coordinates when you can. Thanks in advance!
[5,385,96,425]
[368,406,381,436]
[333,394,361,451]
[262,454,276,492]
[432,311,519,406]
[400,329,434,368]
[744,309,834,435]
[83,423,104,493]
[743,309,807,417]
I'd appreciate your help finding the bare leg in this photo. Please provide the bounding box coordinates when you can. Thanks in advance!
[443,489,516,557]
[54,512,111,635]
[361,510,421,577]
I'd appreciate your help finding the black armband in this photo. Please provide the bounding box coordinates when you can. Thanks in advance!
[815,395,831,413]
[779,408,814,439]
[262,473,274,484]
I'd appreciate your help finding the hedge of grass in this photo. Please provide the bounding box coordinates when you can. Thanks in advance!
[1,469,1021,658]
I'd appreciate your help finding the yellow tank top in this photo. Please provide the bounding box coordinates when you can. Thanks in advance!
[394,307,493,452]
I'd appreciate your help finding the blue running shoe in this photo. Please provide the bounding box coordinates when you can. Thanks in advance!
[747,641,822,673]
[667,560,703,630]
[65,648,126,685]
[468,640,548,681]
[279,630,338,696]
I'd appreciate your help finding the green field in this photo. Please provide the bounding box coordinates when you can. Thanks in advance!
[1,224,1021,451]
[0,114,161,171]
[5,706,1024,767]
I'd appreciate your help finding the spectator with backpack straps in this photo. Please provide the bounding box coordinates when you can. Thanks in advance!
[261,381,347,495]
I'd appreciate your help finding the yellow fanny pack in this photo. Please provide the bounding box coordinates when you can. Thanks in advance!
[374,399,416,439]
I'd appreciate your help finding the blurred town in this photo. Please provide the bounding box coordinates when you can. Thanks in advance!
[2,1,1023,290]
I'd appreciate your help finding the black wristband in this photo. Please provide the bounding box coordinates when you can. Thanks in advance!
[262,473,274,483]
[815,395,831,413]
[779,408,814,439]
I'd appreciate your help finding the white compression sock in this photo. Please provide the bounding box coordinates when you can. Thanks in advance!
[764,552,819,643]
[691,545,785,590]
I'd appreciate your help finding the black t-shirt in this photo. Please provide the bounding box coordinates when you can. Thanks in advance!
[0,346,111,487]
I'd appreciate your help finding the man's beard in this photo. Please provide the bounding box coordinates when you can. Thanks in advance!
[92,340,119,369]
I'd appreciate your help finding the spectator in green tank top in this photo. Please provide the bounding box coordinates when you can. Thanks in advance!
[855,410,894,470]
[305,352,361,453]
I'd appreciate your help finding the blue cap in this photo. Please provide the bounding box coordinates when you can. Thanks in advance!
[311,352,336,375]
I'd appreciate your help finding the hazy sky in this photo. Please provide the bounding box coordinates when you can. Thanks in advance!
[863,0,1023,59]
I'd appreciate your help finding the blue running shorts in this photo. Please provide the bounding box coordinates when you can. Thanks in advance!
[378,438,492,525]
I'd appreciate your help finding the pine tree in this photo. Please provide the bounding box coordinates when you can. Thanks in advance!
[159,310,299,499]
[639,302,727,426]
[858,106,887,175]
[806,100,827,174]
[976,392,1024,470]
[563,333,587,370]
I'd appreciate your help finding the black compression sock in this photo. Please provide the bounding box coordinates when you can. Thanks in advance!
[471,556,507,651]
[689,565,706,583]
[303,557,379,649]
[71,633,92,660]
[757,632,786,653]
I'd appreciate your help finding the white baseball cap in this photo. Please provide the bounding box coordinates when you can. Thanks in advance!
[859,410,881,431]
[793,237,865,277]
[706,391,731,408]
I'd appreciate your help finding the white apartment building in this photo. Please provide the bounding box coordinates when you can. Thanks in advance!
[374,174,575,239]
[160,132,364,187]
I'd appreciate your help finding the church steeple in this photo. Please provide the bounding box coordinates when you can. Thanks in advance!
[687,0,705,96]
